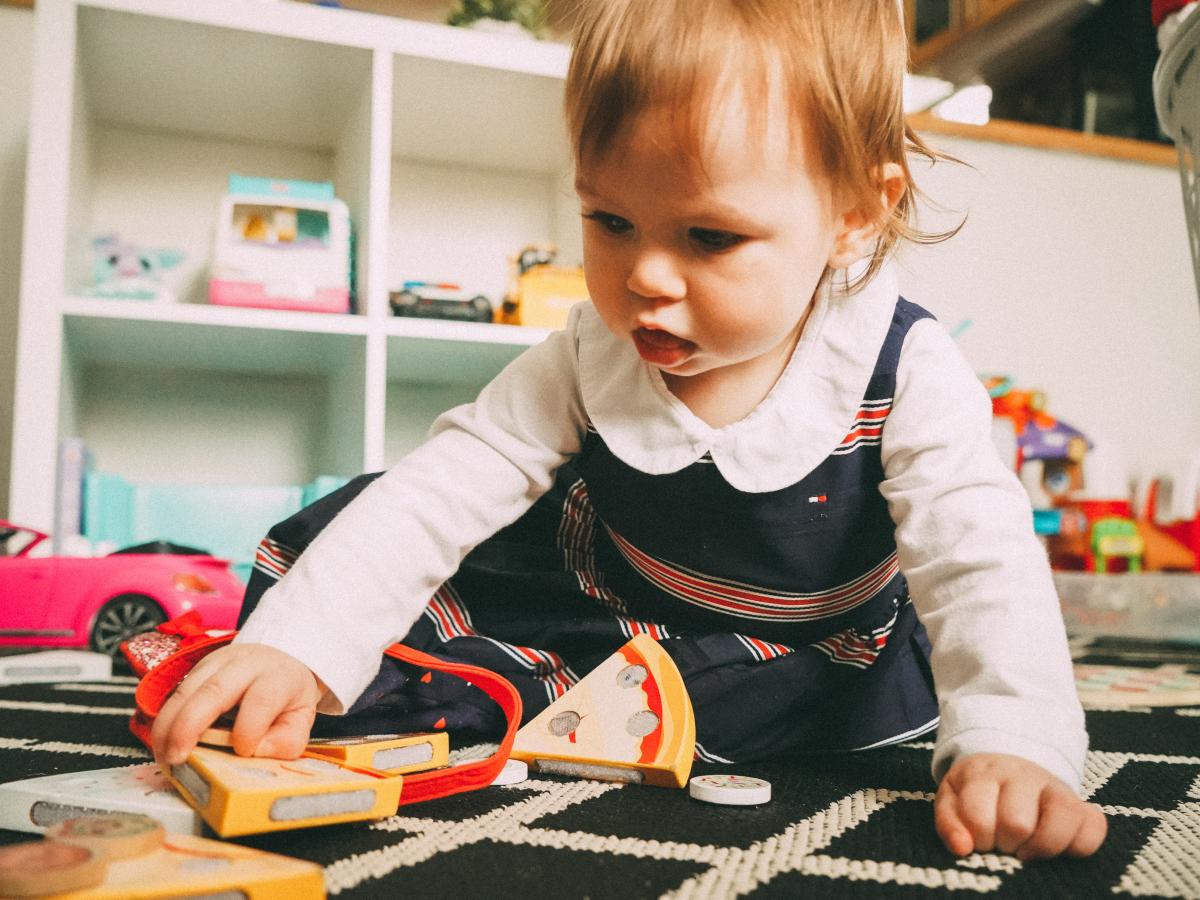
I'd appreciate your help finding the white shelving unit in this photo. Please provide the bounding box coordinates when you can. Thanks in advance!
[10,0,578,532]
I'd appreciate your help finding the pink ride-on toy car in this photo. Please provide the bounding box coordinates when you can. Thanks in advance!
[0,520,244,657]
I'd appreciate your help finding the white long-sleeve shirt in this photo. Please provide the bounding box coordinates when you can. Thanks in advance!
[238,266,1087,792]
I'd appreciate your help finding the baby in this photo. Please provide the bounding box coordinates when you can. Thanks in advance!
[154,0,1106,861]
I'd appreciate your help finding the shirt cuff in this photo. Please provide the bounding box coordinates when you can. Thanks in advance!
[932,695,1088,793]
[932,728,1085,794]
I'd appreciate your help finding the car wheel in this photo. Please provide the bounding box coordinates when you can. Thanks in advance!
[469,295,493,321]
[89,594,166,657]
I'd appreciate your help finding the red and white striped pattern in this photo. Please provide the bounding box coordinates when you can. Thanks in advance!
[613,618,672,642]
[832,398,892,455]
[252,537,298,581]
[424,584,579,700]
[735,634,795,662]
[425,584,477,643]
[557,480,630,616]
[812,610,899,669]
[557,480,673,641]
[605,524,899,623]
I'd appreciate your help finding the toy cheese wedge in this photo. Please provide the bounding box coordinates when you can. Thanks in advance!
[167,746,403,837]
[511,633,695,788]
[306,732,449,775]
[31,832,324,899]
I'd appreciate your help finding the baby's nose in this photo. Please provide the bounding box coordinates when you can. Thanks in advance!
[626,248,685,302]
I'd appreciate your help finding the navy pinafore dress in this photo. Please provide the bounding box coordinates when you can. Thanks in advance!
[240,298,940,762]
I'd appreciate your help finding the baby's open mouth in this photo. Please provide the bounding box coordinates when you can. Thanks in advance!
[632,328,695,367]
[635,328,689,349]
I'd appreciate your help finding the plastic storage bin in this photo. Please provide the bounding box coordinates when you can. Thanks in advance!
[83,473,349,583]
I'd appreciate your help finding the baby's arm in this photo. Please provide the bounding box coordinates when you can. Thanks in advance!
[152,308,590,763]
[880,319,1104,858]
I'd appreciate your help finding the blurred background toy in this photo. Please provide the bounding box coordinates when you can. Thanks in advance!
[982,375,1183,573]
[84,234,184,302]
[1089,517,1144,573]
[497,243,588,329]
[985,374,1092,546]
[208,174,352,314]
[52,437,348,584]
[446,0,547,37]
[389,281,492,323]
[1139,452,1200,571]
[0,518,243,657]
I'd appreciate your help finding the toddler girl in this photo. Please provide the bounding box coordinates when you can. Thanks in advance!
[154,0,1106,861]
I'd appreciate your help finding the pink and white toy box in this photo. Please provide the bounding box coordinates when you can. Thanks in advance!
[208,174,351,314]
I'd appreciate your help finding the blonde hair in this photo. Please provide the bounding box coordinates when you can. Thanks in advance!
[563,0,957,289]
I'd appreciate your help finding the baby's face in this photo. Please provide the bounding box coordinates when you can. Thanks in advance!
[575,88,844,394]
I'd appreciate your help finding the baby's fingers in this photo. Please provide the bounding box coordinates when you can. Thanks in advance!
[934,778,975,857]
[1016,793,1107,861]
[230,678,316,760]
[153,662,246,766]
[1066,803,1108,858]
[948,774,1002,853]
[994,778,1042,854]
[249,705,317,760]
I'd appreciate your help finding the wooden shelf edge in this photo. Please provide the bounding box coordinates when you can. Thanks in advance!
[909,111,1178,169]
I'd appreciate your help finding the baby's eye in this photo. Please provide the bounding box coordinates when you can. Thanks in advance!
[583,211,632,236]
[688,228,744,252]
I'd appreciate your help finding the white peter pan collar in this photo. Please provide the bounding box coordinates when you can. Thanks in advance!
[576,262,901,493]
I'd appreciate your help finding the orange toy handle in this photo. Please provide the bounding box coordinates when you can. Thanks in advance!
[131,633,523,806]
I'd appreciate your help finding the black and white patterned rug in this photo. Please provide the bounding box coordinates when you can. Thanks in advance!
[0,642,1198,899]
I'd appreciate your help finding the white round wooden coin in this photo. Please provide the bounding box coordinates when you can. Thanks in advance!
[46,812,165,860]
[689,774,772,806]
[491,759,529,786]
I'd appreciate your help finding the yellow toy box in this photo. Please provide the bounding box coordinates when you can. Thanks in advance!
[498,244,588,330]
[167,746,403,837]
[306,732,449,775]
[0,815,323,899]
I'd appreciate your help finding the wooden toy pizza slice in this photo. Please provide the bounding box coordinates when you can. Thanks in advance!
[511,633,695,788]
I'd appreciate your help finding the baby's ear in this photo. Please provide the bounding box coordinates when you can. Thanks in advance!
[827,162,906,269]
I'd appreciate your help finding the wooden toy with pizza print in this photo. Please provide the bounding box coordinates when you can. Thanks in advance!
[510,633,696,788]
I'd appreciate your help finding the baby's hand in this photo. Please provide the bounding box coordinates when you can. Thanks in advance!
[934,753,1107,860]
[150,643,324,767]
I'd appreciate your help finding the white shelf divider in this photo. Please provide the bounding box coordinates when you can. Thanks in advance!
[11,0,78,531]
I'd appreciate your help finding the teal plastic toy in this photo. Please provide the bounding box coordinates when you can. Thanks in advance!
[83,473,349,583]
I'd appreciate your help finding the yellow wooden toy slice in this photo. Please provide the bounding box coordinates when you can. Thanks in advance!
[306,732,449,775]
[167,746,403,837]
[41,832,324,899]
[511,633,695,788]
